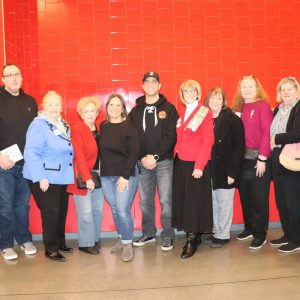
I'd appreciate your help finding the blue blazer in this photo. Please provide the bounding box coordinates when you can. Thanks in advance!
[23,116,74,184]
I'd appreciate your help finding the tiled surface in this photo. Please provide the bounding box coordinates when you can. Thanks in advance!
[1,0,300,232]
[0,230,300,299]
[0,1,4,66]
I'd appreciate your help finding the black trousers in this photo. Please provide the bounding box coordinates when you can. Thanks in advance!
[238,158,271,239]
[28,181,69,252]
[272,148,300,244]
[272,148,290,239]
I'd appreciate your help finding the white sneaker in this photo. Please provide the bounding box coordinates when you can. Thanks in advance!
[1,248,18,260]
[20,242,37,255]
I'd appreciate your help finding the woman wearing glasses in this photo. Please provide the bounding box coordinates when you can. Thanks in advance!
[232,75,273,250]
[270,77,300,253]
[23,91,74,262]
[172,79,214,259]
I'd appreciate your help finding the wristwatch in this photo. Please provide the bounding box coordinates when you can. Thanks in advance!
[153,154,159,161]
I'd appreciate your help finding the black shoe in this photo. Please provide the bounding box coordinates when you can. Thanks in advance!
[270,236,289,247]
[45,250,66,262]
[237,230,253,241]
[249,237,266,250]
[210,237,230,248]
[79,246,99,255]
[203,235,214,244]
[59,245,74,253]
[161,238,174,251]
[95,240,101,250]
[278,242,300,253]
[133,236,156,247]
[181,233,199,259]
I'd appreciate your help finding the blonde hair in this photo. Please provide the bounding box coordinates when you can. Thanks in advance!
[276,77,300,102]
[77,96,101,115]
[41,90,63,109]
[204,87,228,110]
[179,79,202,103]
[232,75,269,112]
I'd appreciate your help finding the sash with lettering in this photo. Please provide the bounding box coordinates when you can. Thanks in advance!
[185,105,209,132]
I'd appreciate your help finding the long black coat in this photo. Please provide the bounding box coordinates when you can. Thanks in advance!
[210,108,245,190]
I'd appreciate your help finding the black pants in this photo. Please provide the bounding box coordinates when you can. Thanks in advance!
[238,158,271,239]
[272,149,290,239]
[272,149,300,244]
[28,181,69,252]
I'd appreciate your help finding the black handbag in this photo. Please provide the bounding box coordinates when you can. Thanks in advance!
[76,171,101,189]
[244,147,259,160]
[76,159,101,189]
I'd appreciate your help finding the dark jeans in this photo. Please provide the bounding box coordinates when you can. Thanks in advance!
[0,166,32,249]
[238,158,271,239]
[138,159,175,239]
[28,181,69,252]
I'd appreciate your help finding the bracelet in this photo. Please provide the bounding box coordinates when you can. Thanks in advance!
[257,157,267,162]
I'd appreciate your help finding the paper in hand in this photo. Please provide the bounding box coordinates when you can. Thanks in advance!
[0,144,23,162]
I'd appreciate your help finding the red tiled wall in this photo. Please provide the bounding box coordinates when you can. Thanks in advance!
[3,0,300,233]
[0,2,4,67]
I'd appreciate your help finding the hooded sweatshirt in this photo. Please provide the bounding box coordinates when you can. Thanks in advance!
[128,93,178,161]
[0,86,37,164]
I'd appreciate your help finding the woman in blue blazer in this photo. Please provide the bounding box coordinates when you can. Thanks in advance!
[23,91,74,262]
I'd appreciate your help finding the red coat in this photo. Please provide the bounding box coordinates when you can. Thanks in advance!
[67,121,98,196]
[174,102,214,170]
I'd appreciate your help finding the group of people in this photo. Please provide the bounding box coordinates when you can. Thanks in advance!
[1,64,300,264]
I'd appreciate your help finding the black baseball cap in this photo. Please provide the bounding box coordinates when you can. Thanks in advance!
[142,71,160,83]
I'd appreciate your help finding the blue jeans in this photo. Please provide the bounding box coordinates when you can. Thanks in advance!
[74,188,104,247]
[101,175,138,243]
[0,165,32,249]
[138,158,175,238]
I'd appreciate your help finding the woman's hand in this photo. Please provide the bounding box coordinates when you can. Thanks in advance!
[40,178,49,192]
[270,138,276,150]
[117,176,129,193]
[192,169,203,179]
[0,154,15,170]
[256,160,266,177]
[227,176,235,185]
[86,179,95,191]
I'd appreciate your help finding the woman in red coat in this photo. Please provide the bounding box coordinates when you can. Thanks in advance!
[172,79,214,259]
[67,96,104,255]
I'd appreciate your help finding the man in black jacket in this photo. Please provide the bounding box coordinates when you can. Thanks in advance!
[0,64,38,260]
[129,71,178,251]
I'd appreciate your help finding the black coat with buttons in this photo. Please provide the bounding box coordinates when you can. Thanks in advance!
[210,108,245,190]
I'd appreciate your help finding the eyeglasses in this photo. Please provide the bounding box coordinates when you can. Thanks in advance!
[182,88,196,94]
[3,73,22,79]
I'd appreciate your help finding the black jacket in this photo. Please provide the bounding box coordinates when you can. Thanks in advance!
[210,108,245,189]
[128,94,178,161]
[0,86,37,163]
[272,100,300,177]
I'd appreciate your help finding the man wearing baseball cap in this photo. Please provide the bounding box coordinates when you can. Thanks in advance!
[129,71,178,251]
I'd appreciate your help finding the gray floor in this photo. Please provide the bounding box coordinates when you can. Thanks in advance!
[0,229,299,300]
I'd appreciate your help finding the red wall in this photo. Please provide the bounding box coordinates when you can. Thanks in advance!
[2,0,300,233]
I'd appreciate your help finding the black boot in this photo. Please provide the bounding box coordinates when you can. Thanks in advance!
[181,233,199,259]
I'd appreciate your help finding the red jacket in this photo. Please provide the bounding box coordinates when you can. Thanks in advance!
[174,102,214,170]
[67,121,98,196]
